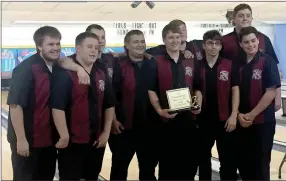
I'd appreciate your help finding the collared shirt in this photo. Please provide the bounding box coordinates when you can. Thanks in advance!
[239,51,281,123]
[195,57,239,121]
[51,56,115,143]
[148,52,199,114]
[116,55,156,129]
[7,53,56,147]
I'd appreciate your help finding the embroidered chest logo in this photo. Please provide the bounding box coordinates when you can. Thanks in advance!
[99,80,105,91]
[252,69,262,80]
[219,71,229,81]
[196,52,203,60]
[108,68,113,78]
[185,66,193,76]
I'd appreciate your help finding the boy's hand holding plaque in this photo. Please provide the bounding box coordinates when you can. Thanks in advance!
[166,88,200,114]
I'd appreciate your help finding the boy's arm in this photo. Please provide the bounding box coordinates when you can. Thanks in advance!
[58,55,90,85]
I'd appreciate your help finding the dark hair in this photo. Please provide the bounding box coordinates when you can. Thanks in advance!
[75,32,99,46]
[233,3,252,17]
[203,30,222,43]
[85,24,105,32]
[238,26,258,42]
[162,23,181,39]
[169,19,186,27]
[124,30,144,44]
[33,26,61,47]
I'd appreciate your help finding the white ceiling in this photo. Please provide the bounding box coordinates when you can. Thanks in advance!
[2,1,286,26]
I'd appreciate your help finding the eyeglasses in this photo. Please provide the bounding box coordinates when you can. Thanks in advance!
[205,41,222,46]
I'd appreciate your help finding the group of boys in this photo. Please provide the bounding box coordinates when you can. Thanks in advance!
[7,3,281,181]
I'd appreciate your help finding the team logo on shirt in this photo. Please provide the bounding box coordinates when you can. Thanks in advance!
[99,80,105,91]
[196,52,203,60]
[252,69,262,80]
[108,68,113,78]
[219,71,229,81]
[185,66,193,76]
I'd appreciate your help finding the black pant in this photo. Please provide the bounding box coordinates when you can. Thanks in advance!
[57,142,105,180]
[10,143,57,181]
[197,120,238,180]
[237,122,275,180]
[109,128,158,180]
[158,113,198,180]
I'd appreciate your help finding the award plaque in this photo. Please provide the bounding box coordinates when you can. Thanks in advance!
[166,88,200,114]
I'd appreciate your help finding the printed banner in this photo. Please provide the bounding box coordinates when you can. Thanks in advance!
[103,47,153,53]
[17,48,37,64]
[1,48,17,78]
[104,47,124,53]
[61,47,76,57]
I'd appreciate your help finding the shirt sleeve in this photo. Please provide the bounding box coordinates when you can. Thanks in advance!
[193,61,201,91]
[264,35,279,64]
[50,66,72,110]
[7,62,33,107]
[103,75,116,110]
[145,45,166,56]
[189,40,205,61]
[231,61,240,87]
[146,58,158,91]
[262,56,281,89]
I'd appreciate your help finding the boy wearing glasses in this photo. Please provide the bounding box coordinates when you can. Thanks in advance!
[195,30,240,180]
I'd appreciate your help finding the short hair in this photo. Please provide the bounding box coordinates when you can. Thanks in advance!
[233,3,252,17]
[162,23,181,39]
[85,24,105,32]
[238,26,258,42]
[124,30,144,44]
[169,19,186,27]
[203,30,222,43]
[33,26,61,47]
[75,32,99,46]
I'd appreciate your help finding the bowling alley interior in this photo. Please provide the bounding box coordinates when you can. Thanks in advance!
[1,1,286,180]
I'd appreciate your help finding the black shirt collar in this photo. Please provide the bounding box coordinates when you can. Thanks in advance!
[233,28,240,36]
[164,51,185,63]
[98,53,107,64]
[123,54,148,66]
[34,53,54,74]
[246,50,261,65]
[202,56,223,68]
